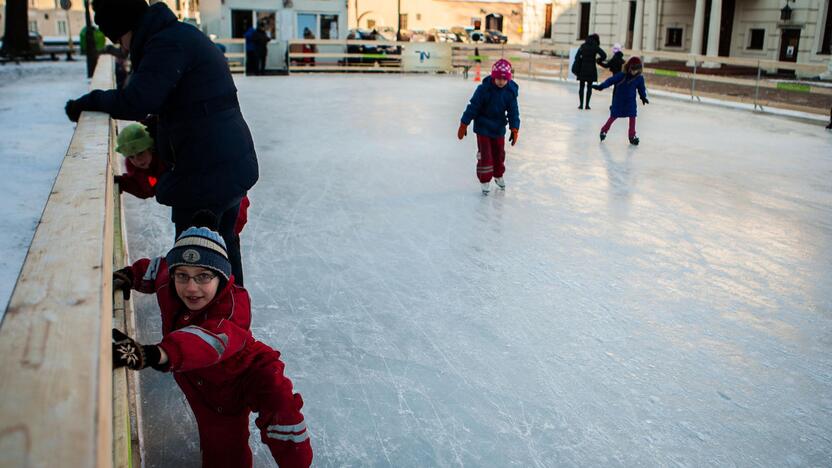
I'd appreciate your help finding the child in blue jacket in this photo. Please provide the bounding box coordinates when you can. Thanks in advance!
[593,56,649,145]
[458,59,521,194]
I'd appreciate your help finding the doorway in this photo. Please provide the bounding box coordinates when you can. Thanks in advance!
[485,13,503,32]
[231,10,253,38]
[578,2,591,40]
[718,0,735,56]
[779,28,800,62]
[626,1,636,48]
[544,3,552,39]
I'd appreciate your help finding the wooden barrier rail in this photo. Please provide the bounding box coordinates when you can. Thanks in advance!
[0,54,142,467]
[215,38,246,73]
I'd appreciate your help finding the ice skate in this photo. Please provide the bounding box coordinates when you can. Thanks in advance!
[629,136,640,146]
[481,182,490,194]
[494,177,505,189]
[599,132,606,141]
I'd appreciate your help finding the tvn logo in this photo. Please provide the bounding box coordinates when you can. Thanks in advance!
[415,51,431,62]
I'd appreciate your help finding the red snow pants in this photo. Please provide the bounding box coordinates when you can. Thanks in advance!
[601,116,637,138]
[174,347,313,468]
[476,135,506,183]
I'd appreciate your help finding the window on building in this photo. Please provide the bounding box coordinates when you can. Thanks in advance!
[472,18,482,30]
[28,21,38,33]
[544,3,552,39]
[297,13,317,38]
[748,28,765,50]
[58,20,67,35]
[367,19,376,29]
[821,0,832,54]
[665,27,683,47]
[578,3,590,40]
[320,14,338,39]
[399,13,408,30]
[416,13,421,21]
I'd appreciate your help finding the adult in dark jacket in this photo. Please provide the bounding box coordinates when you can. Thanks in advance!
[253,22,270,75]
[64,0,258,285]
[601,43,624,76]
[244,25,257,75]
[571,33,607,109]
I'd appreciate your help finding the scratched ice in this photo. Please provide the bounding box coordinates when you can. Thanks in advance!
[124,74,832,467]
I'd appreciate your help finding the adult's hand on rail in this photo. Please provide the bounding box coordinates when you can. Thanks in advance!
[65,99,83,122]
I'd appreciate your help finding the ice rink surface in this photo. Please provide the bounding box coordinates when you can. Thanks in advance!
[126,74,832,467]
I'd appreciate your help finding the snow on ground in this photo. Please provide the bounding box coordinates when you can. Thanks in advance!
[125,74,832,467]
[0,61,89,316]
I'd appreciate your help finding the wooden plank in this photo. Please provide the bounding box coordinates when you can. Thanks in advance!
[289,53,402,59]
[0,55,115,467]
[289,66,402,72]
[215,38,244,45]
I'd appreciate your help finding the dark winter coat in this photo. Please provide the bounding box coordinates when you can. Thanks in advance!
[572,42,607,82]
[602,52,625,75]
[73,3,258,210]
[596,72,648,118]
[253,29,270,56]
[460,76,521,138]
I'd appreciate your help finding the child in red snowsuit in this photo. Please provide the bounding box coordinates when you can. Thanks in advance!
[114,122,251,234]
[112,217,312,468]
[458,58,521,194]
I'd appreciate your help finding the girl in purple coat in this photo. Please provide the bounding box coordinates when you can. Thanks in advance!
[592,56,649,145]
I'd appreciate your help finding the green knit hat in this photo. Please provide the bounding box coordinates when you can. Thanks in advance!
[115,123,154,157]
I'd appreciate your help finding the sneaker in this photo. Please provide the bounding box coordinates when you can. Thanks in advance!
[629,136,640,146]
[494,177,505,189]
[481,182,490,194]
[599,132,606,141]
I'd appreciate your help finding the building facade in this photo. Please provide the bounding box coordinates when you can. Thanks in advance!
[547,0,832,68]
[347,0,551,44]
[200,0,347,41]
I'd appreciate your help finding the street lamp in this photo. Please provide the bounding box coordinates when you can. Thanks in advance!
[780,0,794,21]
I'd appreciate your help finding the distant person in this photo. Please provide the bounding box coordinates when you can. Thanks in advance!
[457,59,520,195]
[301,28,316,66]
[572,33,607,110]
[593,56,649,146]
[253,21,270,74]
[244,24,257,75]
[64,0,258,285]
[112,214,313,468]
[601,43,624,75]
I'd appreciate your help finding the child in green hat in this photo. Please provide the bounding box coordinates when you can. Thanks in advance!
[115,123,251,234]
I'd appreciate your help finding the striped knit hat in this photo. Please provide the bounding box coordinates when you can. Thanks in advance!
[491,58,512,81]
[166,226,231,281]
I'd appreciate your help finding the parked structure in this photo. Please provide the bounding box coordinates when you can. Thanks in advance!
[200,0,347,42]
[546,0,832,69]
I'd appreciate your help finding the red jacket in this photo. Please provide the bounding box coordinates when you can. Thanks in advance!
[127,257,312,466]
[116,156,168,200]
[117,156,250,235]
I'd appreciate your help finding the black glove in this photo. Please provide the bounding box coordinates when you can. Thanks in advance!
[113,267,133,301]
[65,99,83,122]
[641,97,649,105]
[112,329,162,370]
[592,85,602,91]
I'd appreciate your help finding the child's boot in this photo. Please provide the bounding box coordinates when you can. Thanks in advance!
[599,132,606,141]
[481,181,490,194]
[629,135,640,146]
[494,177,505,189]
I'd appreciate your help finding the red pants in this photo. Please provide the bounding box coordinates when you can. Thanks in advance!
[174,349,313,468]
[601,116,637,138]
[476,135,506,183]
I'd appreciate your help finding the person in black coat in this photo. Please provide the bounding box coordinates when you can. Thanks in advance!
[571,34,607,110]
[65,0,258,285]
[253,22,270,75]
[601,43,625,76]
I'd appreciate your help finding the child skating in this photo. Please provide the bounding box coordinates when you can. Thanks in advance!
[592,56,649,145]
[458,58,520,194]
[112,213,312,468]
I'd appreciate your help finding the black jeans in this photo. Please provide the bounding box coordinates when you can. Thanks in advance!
[172,197,244,286]
[578,80,593,108]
